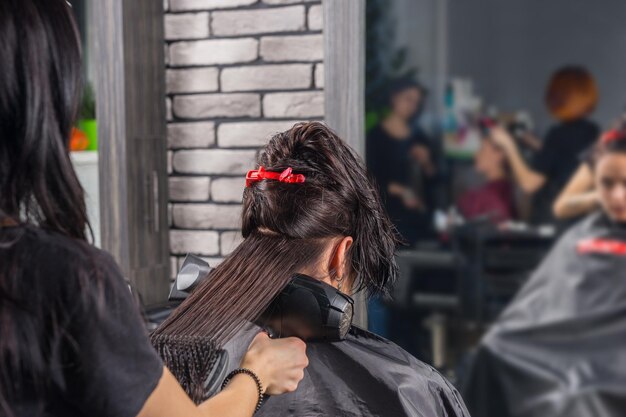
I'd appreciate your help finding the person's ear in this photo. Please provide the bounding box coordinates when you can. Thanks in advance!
[329,236,353,290]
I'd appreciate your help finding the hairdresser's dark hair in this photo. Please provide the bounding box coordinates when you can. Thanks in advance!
[153,122,400,401]
[0,0,88,239]
[0,1,90,415]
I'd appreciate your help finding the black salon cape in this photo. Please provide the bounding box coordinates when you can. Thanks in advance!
[224,325,469,417]
[462,212,626,417]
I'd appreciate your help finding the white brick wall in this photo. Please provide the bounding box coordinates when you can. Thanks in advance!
[218,121,300,147]
[315,63,324,88]
[263,92,324,118]
[212,6,306,36]
[220,231,245,255]
[168,122,215,149]
[166,98,173,121]
[221,64,312,92]
[169,38,258,66]
[263,0,317,4]
[166,68,218,94]
[173,93,261,119]
[260,35,323,62]
[173,149,256,175]
[173,204,242,229]
[170,256,178,279]
[170,0,256,12]
[211,177,246,203]
[307,5,323,31]
[169,177,211,201]
[164,13,210,40]
[170,230,219,255]
[165,0,324,268]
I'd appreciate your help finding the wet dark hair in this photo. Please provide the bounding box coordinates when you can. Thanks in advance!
[0,1,90,415]
[153,122,400,401]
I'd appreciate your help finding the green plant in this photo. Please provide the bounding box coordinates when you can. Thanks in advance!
[79,82,96,120]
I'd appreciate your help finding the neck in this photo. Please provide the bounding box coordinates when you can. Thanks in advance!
[385,113,406,125]
[485,169,506,182]
[382,115,410,140]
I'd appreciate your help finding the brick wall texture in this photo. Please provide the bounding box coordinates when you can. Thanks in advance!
[164,0,324,277]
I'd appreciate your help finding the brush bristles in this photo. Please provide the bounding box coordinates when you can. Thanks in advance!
[150,334,221,404]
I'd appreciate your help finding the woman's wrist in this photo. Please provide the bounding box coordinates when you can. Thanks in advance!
[239,356,268,395]
[223,368,264,394]
[221,369,265,412]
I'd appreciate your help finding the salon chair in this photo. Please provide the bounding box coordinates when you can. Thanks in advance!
[391,249,464,369]
[452,223,555,325]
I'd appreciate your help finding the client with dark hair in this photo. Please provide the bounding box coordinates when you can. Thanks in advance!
[553,113,626,220]
[463,128,626,417]
[156,122,469,417]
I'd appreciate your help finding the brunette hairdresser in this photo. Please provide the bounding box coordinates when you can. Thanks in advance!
[0,1,307,417]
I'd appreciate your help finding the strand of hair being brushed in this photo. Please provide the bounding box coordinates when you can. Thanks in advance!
[154,233,326,345]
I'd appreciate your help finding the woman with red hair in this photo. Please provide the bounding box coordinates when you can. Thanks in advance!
[491,66,600,225]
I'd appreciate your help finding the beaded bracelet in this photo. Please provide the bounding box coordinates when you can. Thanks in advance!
[221,368,265,412]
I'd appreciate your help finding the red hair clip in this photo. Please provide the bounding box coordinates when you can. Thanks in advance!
[246,166,306,187]
[600,129,626,145]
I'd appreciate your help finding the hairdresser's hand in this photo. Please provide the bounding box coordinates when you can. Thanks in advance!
[241,332,308,396]
[389,183,424,211]
[519,131,542,151]
[403,192,425,211]
[413,145,436,176]
[489,126,517,154]
[389,182,406,197]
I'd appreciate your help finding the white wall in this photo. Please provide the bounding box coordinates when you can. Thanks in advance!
[390,0,448,129]
[388,0,626,134]
[71,152,101,247]
[448,0,626,133]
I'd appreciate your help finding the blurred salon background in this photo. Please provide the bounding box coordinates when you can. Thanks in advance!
[364,0,626,392]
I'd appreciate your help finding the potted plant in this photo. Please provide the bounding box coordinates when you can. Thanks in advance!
[78,82,97,151]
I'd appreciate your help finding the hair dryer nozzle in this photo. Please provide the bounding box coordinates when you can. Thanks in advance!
[255,274,354,342]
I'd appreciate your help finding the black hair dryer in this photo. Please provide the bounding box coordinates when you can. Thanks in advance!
[171,254,355,342]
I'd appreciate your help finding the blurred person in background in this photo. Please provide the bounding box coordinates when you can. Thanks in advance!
[552,160,596,220]
[0,1,308,416]
[490,66,600,226]
[366,79,439,339]
[366,79,439,246]
[457,135,516,224]
[553,114,626,220]
[462,126,626,417]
